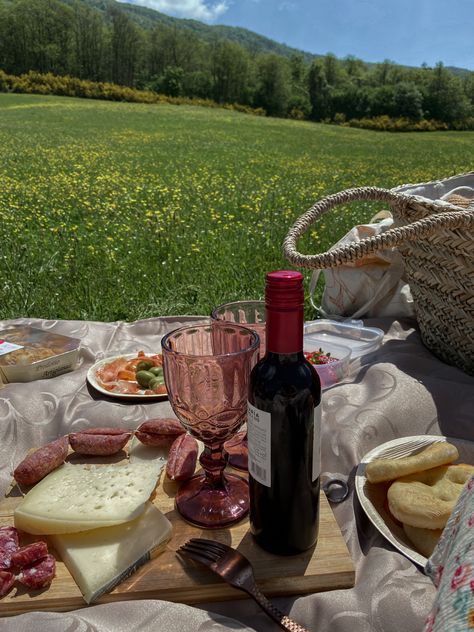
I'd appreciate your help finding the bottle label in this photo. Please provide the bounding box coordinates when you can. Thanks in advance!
[247,402,271,487]
[312,404,321,482]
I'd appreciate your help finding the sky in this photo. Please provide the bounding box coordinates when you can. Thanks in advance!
[120,0,474,70]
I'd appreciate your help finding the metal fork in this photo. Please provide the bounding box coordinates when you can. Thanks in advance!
[178,538,311,632]
[377,437,442,459]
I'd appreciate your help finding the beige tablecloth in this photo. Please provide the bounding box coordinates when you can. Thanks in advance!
[1,316,473,632]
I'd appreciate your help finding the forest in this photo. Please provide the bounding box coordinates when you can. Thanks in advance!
[0,0,473,129]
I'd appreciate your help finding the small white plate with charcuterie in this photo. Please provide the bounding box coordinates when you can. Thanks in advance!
[87,352,168,400]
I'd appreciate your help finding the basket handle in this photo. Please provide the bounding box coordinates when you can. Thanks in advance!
[283,186,472,269]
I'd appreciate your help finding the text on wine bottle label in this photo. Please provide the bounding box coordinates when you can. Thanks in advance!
[247,402,272,487]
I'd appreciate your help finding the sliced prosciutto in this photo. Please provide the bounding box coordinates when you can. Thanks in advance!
[96,357,129,383]
[97,379,141,394]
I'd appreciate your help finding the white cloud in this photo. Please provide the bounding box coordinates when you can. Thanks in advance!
[278,1,296,10]
[121,0,230,21]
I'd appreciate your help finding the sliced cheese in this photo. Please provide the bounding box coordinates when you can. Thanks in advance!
[128,435,167,474]
[128,434,205,466]
[50,502,172,603]
[14,462,159,535]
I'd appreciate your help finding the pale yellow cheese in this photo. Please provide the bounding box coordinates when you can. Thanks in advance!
[128,435,167,473]
[14,462,160,534]
[50,502,172,603]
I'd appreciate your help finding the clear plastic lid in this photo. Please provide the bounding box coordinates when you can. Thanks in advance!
[304,319,384,359]
[0,326,80,366]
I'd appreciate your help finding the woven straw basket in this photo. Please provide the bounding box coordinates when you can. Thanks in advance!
[283,174,474,375]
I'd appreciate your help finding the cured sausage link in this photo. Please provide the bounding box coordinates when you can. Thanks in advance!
[166,434,199,482]
[135,418,185,448]
[13,437,69,486]
[69,428,131,456]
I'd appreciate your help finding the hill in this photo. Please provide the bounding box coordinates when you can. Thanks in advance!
[69,0,317,62]
[79,0,471,73]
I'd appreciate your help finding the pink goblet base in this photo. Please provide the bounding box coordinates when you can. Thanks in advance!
[176,471,249,528]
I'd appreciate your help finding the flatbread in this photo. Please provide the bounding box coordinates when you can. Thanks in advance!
[387,463,474,530]
[365,442,459,484]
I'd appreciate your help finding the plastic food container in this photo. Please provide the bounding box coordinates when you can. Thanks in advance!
[303,319,384,388]
[303,338,352,389]
[304,320,384,358]
[0,327,80,383]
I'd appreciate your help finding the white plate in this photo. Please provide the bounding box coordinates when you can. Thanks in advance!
[87,353,168,400]
[355,435,474,567]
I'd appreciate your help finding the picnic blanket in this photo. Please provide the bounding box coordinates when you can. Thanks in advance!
[1,315,473,632]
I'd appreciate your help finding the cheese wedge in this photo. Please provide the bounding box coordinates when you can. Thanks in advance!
[50,502,172,603]
[128,435,167,473]
[14,462,159,534]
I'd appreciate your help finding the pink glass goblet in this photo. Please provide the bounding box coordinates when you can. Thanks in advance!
[161,322,259,528]
[211,300,266,471]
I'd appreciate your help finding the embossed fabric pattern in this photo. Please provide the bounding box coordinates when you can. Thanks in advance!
[0,316,473,632]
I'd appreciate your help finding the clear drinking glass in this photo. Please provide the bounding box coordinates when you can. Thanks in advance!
[211,300,266,471]
[161,322,259,528]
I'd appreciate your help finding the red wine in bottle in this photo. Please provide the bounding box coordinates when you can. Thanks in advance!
[248,270,321,555]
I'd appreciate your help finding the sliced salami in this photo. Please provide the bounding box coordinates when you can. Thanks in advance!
[18,553,56,590]
[0,570,15,597]
[11,541,48,568]
[0,526,19,570]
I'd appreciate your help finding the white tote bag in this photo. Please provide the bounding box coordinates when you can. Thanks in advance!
[309,210,415,319]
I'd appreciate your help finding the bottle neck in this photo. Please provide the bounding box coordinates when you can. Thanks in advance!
[265,306,304,354]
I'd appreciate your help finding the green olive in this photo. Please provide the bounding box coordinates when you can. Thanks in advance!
[136,360,154,372]
[149,376,164,390]
[136,370,155,388]
[149,366,164,378]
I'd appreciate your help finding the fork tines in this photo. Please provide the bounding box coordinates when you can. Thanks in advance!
[179,538,229,563]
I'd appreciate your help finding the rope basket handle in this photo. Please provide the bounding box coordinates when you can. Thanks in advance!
[283,186,473,270]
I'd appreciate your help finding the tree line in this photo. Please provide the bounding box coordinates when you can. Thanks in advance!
[0,0,473,128]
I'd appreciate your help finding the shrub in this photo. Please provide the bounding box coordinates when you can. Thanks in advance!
[341,115,452,132]
[0,69,265,117]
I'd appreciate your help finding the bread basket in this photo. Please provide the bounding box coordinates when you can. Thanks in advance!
[283,173,474,375]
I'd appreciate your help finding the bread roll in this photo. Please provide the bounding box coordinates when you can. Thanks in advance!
[365,442,458,484]
[387,463,474,530]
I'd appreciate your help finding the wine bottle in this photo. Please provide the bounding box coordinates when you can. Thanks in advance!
[248,270,321,555]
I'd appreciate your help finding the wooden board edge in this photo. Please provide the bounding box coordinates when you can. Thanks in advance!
[0,566,356,617]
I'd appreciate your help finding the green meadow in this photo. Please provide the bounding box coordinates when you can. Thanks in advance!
[1,92,472,321]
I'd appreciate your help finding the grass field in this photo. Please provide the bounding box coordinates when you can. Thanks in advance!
[1,92,473,322]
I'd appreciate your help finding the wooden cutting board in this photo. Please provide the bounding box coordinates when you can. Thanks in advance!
[0,460,355,616]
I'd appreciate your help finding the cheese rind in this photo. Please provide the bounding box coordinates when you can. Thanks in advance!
[14,462,159,534]
[50,502,172,603]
